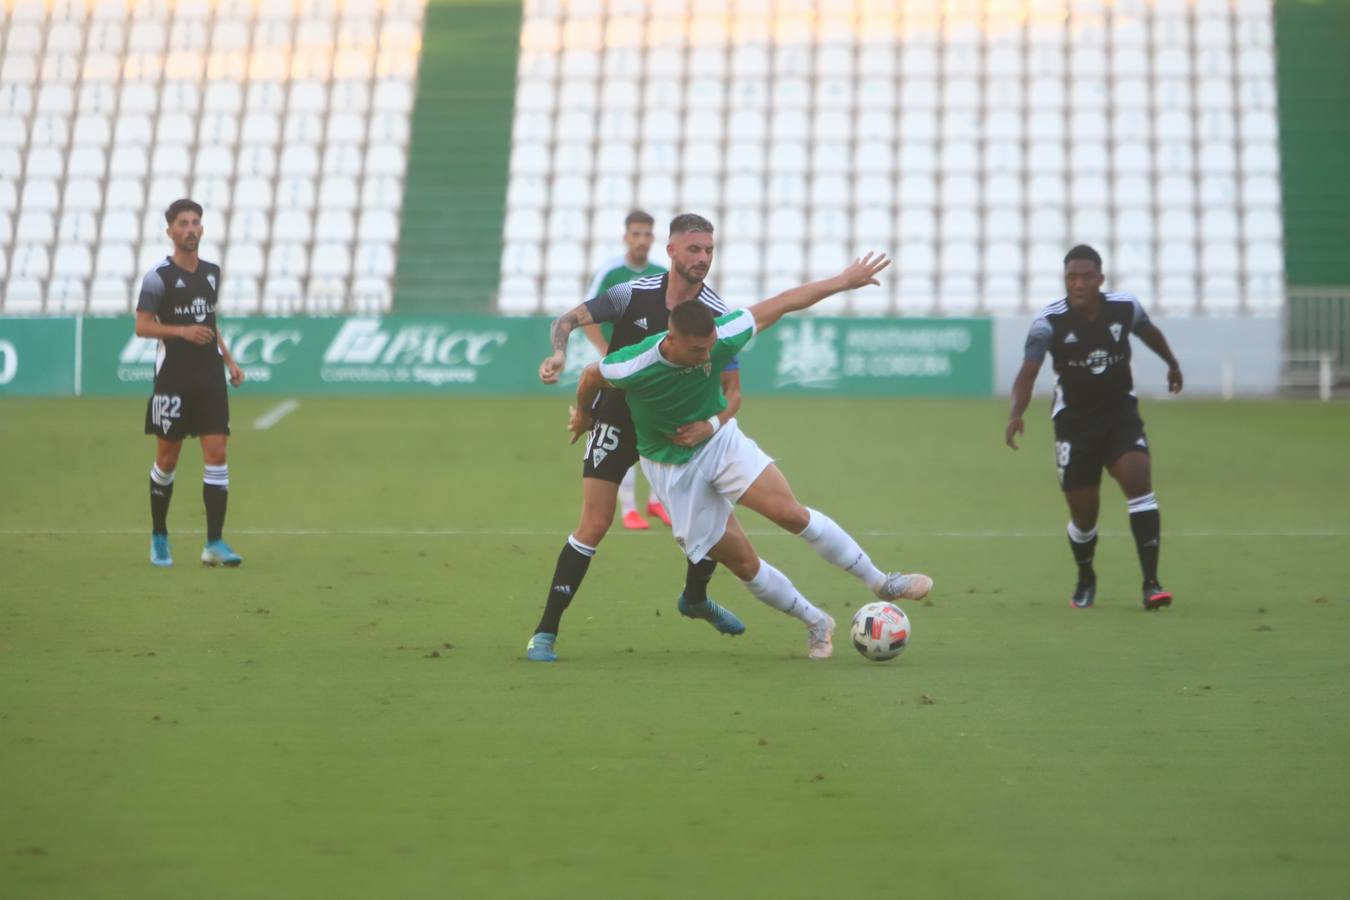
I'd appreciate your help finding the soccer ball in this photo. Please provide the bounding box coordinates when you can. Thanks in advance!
[850,601,912,662]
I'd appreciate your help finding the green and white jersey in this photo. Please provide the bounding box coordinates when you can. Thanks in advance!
[586,256,667,300]
[599,308,757,464]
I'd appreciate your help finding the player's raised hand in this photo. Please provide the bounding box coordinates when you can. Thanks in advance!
[1005,415,1024,450]
[539,351,566,384]
[180,324,214,345]
[839,252,891,290]
[568,404,591,444]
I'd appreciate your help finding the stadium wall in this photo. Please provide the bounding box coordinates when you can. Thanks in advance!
[992,315,1283,399]
[0,315,990,397]
[5,314,1282,398]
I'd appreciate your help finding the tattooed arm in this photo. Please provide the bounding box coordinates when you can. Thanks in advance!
[538,302,597,384]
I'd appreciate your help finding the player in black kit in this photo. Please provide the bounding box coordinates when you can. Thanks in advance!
[134,199,245,568]
[527,214,743,660]
[1006,245,1183,610]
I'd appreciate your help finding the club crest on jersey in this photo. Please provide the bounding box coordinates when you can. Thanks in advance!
[700,362,712,376]
[207,274,217,291]
[1109,323,1123,342]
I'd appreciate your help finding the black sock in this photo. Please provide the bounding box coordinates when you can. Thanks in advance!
[1128,495,1161,586]
[203,464,229,542]
[150,465,175,534]
[1067,522,1097,584]
[535,536,594,635]
[683,557,718,605]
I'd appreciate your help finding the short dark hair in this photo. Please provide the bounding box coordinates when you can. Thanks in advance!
[625,210,654,228]
[165,198,203,225]
[1064,244,1102,271]
[669,300,716,337]
[669,213,715,237]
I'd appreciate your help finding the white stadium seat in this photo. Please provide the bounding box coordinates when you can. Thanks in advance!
[355,244,396,278]
[273,209,314,243]
[46,278,89,314]
[261,277,304,315]
[58,211,98,243]
[315,213,356,244]
[312,244,353,278]
[225,242,265,278]
[3,279,45,314]
[220,275,261,315]
[12,243,51,278]
[89,277,133,315]
[95,243,136,279]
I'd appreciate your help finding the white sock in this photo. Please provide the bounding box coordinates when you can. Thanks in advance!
[1067,521,1097,543]
[741,559,827,625]
[618,467,637,515]
[150,464,175,486]
[203,464,229,488]
[798,508,887,593]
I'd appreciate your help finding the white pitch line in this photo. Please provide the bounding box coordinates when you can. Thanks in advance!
[253,399,300,431]
[1,528,1347,538]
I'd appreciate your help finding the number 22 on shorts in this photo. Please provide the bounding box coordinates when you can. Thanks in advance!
[151,394,182,434]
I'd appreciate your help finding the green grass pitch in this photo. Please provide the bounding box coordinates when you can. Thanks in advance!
[2,395,1349,899]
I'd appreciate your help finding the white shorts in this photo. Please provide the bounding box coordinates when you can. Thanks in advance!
[640,419,774,562]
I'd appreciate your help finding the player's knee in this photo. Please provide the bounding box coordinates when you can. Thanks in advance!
[774,503,810,534]
[574,516,610,547]
[711,547,757,581]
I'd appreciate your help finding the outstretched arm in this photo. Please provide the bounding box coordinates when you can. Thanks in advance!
[568,362,614,444]
[1134,321,1183,394]
[748,253,891,333]
[539,302,598,384]
[1005,358,1042,449]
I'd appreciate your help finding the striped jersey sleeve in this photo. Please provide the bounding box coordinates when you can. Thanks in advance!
[1106,291,1150,327]
[135,261,170,314]
[584,281,635,323]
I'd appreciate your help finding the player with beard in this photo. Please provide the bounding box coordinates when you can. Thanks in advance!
[135,199,245,568]
[528,214,742,661]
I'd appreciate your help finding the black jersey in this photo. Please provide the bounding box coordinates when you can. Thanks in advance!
[1025,292,1150,417]
[584,273,735,419]
[136,257,225,389]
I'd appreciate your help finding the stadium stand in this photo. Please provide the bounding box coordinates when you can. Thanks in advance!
[0,0,425,315]
[497,0,1286,317]
[392,0,520,314]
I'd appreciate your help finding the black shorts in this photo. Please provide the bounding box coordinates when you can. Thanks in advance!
[581,413,639,483]
[144,381,230,441]
[1052,401,1149,491]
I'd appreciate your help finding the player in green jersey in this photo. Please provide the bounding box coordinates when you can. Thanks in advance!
[570,253,934,659]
